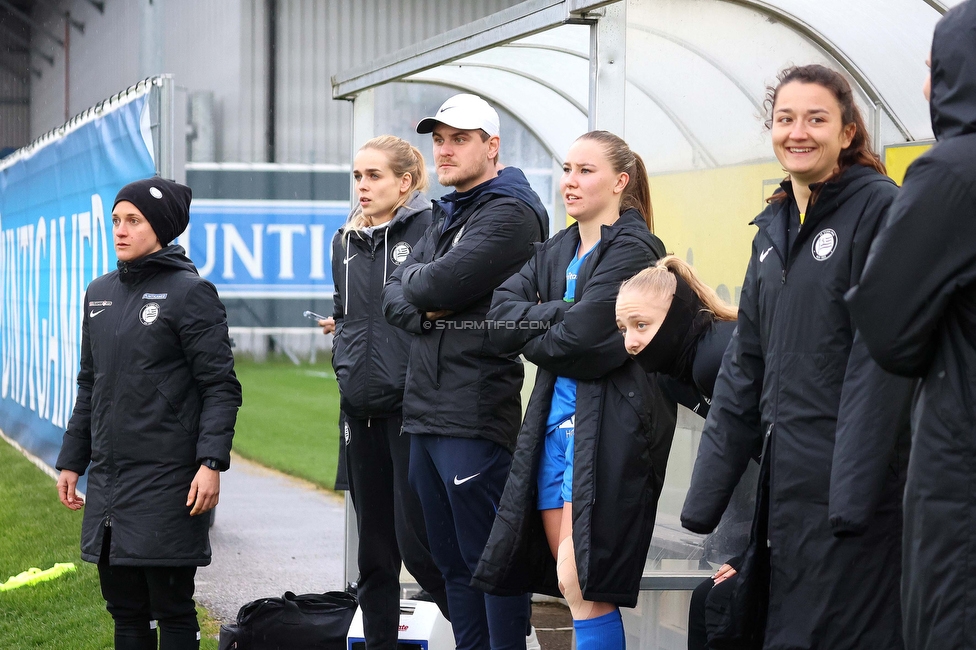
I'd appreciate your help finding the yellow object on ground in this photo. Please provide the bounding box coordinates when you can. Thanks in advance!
[0,563,77,592]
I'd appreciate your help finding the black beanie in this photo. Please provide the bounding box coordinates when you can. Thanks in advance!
[113,177,192,245]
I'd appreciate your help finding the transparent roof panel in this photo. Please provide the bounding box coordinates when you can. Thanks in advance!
[625,0,933,172]
[763,0,940,139]
[405,23,590,162]
[392,1,938,176]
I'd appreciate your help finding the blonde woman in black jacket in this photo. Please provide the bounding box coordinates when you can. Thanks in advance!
[474,131,674,650]
[319,136,447,650]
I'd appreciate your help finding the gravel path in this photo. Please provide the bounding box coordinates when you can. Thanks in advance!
[194,456,347,623]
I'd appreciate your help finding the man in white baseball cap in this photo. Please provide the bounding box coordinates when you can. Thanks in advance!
[416,93,500,137]
[384,93,550,650]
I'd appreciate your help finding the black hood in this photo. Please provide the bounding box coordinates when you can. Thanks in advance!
[930,0,976,140]
[118,245,198,284]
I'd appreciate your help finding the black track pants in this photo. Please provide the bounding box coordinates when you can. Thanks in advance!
[97,526,200,650]
[345,413,449,650]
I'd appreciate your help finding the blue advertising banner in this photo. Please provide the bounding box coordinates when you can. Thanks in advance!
[0,93,156,474]
[178,200,349,298]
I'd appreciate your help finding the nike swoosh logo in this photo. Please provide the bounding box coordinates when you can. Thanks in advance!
[453,473,480,486]
[89,309,106,318]
[759,246,773,263]
[344,254,358,265]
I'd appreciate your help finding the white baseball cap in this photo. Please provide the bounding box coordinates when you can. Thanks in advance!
[416,94,500,137]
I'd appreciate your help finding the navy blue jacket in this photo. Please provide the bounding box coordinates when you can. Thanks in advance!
[383,167,548,450]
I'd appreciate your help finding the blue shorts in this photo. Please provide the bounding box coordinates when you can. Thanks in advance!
[537,417,575,510]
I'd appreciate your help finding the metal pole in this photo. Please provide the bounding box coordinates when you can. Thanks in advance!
[873,102,884,152]
[588,1,626,134]
[157,74,175,179]
[343,88,375,590]
[64,12,70,121]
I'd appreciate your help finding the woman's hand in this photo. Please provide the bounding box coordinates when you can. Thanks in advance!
[712,563,738,584]
[318,318,336,335]
[187,466,220,516]
[56,470,84,510]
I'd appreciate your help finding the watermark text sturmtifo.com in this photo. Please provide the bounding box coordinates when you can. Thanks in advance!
[422,320,552,331]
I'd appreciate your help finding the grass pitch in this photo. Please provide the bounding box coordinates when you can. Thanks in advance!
[0,440,220,649]
[231,358,342,489]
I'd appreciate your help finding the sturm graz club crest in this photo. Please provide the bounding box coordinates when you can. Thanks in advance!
[344,421,351,446]
[140,302,160,326]
[811,228,838,261]
[391,241,411,265]
[452,225,465,248]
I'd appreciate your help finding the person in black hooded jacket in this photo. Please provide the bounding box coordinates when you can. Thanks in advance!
[318,136,448,650]
[56,177,241,650]
[382,94,548,650]
[679,65,915,650]
[615,258,742,650]
[472,131,674,650]
[846,4,976,647]
[615,255,738,418]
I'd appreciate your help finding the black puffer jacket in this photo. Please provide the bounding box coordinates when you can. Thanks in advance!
[681,166,914,649]
[472,210,677,606]
[331,192,432,418]
[382,167,547,450]
[57,246,241,566]
[847,5,976,647]
[633,275,736,417]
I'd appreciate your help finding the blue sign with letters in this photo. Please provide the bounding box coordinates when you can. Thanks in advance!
[0,93,157,476]
[179,200,348,298]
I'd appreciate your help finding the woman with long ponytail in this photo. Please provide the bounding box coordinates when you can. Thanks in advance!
[615,256,739,650]
[473,131,676,650]
[616,255,736,413]
[320,135,449,648]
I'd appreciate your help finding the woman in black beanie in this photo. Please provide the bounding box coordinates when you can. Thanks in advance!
[56,176,242,650]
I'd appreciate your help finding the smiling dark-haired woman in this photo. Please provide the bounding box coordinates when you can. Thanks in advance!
[680,65,915,650]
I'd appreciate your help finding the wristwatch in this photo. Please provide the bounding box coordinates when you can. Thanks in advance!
[200,458,223,471]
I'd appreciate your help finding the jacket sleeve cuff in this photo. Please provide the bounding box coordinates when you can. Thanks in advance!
[680,516,716,535]
[56,437,91,475]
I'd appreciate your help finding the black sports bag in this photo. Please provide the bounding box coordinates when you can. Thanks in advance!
[219,590,358,650]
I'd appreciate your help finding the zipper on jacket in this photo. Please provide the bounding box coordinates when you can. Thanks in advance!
[763,424,772,549]
[362,235,378,414]
[106,286,139,529]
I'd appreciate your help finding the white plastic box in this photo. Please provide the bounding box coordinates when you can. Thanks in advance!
[347,600,454,650]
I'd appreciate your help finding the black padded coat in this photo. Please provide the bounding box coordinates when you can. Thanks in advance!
[382,168,547,451]
[681,166,914,649]
[472,209,677,607]
[846,5,976,647]
[57,246,241,566]
[331,191,432,418]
